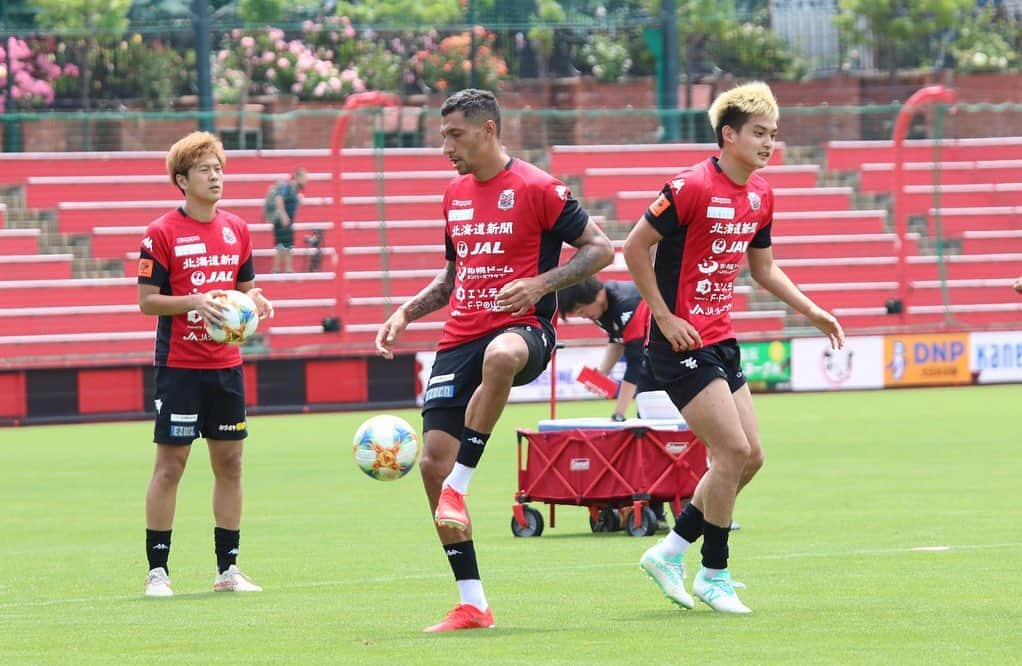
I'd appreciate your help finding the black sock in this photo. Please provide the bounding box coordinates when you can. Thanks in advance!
[672,502,704,543]
[444,540,480,580]
[214,527,240,574]
[701,521,731,570]
[455,428,490,469]
[146,529,172,573]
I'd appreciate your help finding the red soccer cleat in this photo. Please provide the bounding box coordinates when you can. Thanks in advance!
[434,486,470,531]
[423,603,495,633]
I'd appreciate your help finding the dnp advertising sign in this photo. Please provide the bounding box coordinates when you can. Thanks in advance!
[970,331,1022,384]
[884,333,970,387]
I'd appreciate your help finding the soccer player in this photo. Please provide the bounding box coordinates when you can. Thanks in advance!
[138,131,274,597]
[625,82,844,613]
[557,276,653,420]
[375,88,614,632]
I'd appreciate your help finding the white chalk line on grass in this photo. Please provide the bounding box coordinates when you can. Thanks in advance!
[1,541,1019,611]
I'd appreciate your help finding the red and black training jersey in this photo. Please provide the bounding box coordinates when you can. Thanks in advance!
[643,157,773,347]
[439,158,589,350]
[595,280,650,384]
[137,207,255,368]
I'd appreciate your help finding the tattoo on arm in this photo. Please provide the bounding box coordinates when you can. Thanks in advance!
[540,243,611,293]
[401,263,455,322]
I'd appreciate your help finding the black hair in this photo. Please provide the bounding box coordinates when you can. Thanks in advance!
[440,88,501,137]
[713,107,752,148]
[557,276,604,321]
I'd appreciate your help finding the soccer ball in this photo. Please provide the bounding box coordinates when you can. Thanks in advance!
[205,290,259,345]
[352,415,421,481]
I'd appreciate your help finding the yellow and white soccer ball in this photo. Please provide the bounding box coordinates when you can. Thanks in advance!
[352,415,421,481]
[205,290,259,345]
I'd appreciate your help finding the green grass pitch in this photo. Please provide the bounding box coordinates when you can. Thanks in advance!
[1,385,1020,664]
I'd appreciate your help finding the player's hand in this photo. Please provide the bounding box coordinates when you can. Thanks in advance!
[197,290,229,326]
[655,312,702,352]
[496,277,546,317]
[1014,276,1022,294]
[247,287,275,320]
[375,309,408,360]
[808,306,844,350]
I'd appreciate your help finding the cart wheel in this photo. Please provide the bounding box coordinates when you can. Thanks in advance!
[625,506,658,537]
[589,507,621,533]
[511,506,544,537]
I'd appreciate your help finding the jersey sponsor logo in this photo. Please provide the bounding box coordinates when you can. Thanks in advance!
[428,373,455,386]
[176,235,200,244]
[222,227,237,245]
[451,199,473,207]
[555,185,569,200]
[191,271,207,286]
[697,258,719,274]
[711,238,750,254]
[170,412,198,422]
[648,193,670,217]
[711,196,731,204]
[182,330,215,342]
[170,425,195,437]
[456,241,469,258]
[218,421,246,432]
[468,241,503,255]
[689,302,733,316]
[747,192,761,211]
[448,208,474,222]
[710,221,760,235]
[695,279,712,295]
[187,310,204,324]
[141,236,153,251]
[424,385,455,401]
[175,242,207,257]
[707,206,735,220]
[670,178,685,193]
[137,258,154,278]
[497,188,515,211]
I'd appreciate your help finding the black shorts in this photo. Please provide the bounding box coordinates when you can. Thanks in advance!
[152,366,248,445]
[645,338,746,410]
[422,324,553,438]
[273,220,294,249]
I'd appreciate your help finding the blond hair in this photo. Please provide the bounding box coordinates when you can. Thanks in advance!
[707,82,779,148]
[166,131,227,193]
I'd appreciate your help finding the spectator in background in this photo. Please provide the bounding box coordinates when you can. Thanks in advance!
[1013,276,1022,293]
[268,168,308,273]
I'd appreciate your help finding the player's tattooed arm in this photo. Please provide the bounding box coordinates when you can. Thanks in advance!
[401,261,455,322]
[540,219,614,293]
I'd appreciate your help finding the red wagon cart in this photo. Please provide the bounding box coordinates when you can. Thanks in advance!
[511,419,708,537]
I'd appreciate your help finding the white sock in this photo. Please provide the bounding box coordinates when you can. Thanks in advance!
[701,566,725,578]
[658,530,693,559]
[457,579,488,611]
[443,463,474,495]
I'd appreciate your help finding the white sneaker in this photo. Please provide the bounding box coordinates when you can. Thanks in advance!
[639,541,695,609]
[692,567,751,613]
[145,567,173,597]
[213,564,263,592]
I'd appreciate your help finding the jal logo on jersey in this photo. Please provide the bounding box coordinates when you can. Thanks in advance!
[190,270,234,286]
[497,189,515,211]
[457,240,504,257]
[711,238,750,254]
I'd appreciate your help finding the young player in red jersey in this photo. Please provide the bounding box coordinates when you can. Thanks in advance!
[137,131,274,598]
[625,82,844,613]
[375,89,614,632]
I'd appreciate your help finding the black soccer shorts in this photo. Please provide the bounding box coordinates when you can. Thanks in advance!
[152,366,248,445]
[645,338,747,410]
[422,324,553,439]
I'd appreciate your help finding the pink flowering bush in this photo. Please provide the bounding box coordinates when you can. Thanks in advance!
[0,37,78,109]
[417,28,508,93]
[214,23,381,104]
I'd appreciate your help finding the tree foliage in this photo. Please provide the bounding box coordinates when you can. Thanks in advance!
[835,0,974,79]
[333,0,463,28]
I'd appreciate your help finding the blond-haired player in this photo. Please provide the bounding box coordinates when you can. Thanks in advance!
[625,82,844,613]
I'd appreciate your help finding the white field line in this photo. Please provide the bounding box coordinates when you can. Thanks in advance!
[0,541,1019,611]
